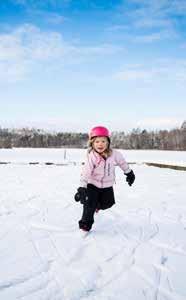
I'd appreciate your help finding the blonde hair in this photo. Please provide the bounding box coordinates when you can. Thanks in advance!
[87,136,112,157]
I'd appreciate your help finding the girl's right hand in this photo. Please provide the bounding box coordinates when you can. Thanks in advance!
[74,187,88,204]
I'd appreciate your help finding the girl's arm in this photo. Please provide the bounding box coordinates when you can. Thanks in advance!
[115,150,135,186]
[114,150,131,174]
[80,153,95,187]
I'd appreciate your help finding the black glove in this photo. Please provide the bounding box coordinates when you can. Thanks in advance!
[74,187,88,204]
[125,170,135,186]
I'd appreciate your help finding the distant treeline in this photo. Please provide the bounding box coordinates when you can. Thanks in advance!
[0,126,186,150]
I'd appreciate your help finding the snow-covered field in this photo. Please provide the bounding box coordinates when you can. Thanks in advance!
[0,148,186,300]
[0,148,186,166]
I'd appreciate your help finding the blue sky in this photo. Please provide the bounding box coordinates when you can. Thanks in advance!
[0,0,186,132]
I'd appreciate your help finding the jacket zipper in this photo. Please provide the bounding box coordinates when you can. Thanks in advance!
[101,159,106,188]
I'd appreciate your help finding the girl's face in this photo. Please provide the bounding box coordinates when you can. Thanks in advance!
[93,136,108,153]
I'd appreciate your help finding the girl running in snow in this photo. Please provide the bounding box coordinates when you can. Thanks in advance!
[74,126,135,232]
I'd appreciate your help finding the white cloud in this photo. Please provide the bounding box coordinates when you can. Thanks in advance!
[134,18,172,29]
[68,44,124,56]
[2,116,182,132]
[0,24,123,83]
[115,0,185,42]
[26,8,68,25]
[115,69,153,82]
[114,60,186,84]
[127,0,186,18]
[12,0,71,8]
[1,117,108,133]
[134,30,177,43]
[167,0,186,16]
[0,24,66,82]
[137,117,183,130]
[106,24,130,32]
[0,61,30,82]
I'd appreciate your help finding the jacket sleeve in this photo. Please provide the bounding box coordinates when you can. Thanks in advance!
[114,150,131,174]
[80,153,95,188]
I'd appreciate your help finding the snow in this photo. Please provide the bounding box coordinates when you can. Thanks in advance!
[0,148,186,166]
[0,148,186,300]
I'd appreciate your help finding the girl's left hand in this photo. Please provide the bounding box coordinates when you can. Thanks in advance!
[125,170,135,186]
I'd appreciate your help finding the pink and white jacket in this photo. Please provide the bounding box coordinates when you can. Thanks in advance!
[80,149,131,188]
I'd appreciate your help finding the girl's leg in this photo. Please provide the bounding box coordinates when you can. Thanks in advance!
[99,186,115,210]
[79,184,99,231]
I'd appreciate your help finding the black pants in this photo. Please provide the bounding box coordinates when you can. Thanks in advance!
[79,184,115,231]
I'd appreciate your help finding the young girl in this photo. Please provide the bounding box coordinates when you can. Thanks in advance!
[74,126,135,232]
